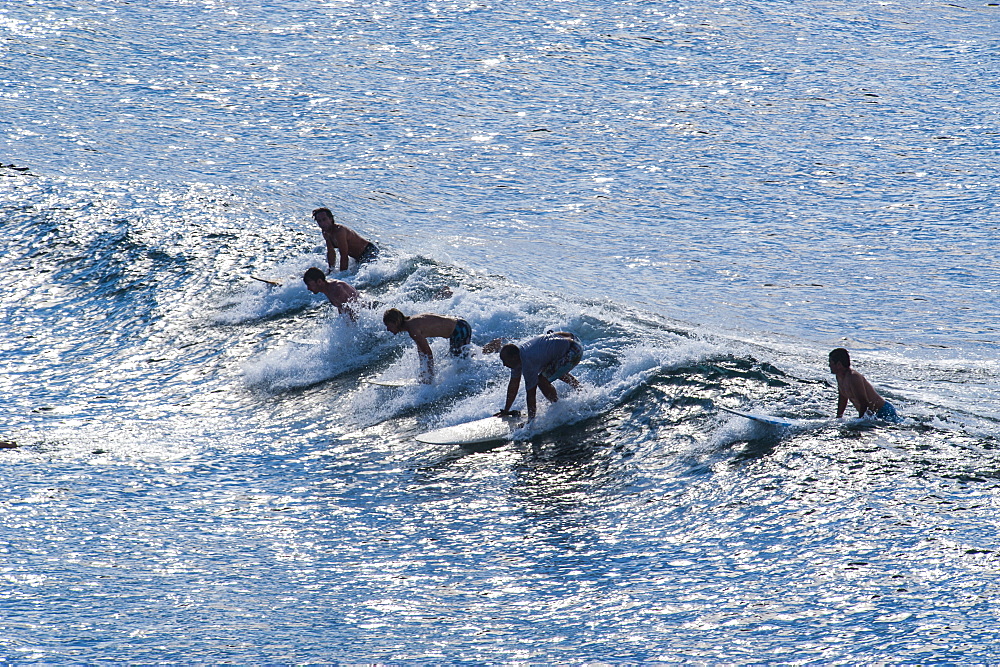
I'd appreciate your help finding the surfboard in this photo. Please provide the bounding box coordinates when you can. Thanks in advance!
[415,414,523,445]
[364,378,420,388]
[290,338,323,346]
[717,405,799,427]
[249,275,282,287]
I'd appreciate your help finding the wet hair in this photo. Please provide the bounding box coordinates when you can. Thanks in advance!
[829,348,851,368]
[499,344,520,366]
[383,308,408,327]
[303,267,326,284]
[312,207,334,223]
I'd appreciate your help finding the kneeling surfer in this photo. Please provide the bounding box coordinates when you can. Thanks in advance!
[303,267,361,322]
[496,331,582,420]
[383,308,472,384]
[829,347,902,422]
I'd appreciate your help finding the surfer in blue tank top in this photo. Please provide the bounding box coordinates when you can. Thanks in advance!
[496,331,583,420]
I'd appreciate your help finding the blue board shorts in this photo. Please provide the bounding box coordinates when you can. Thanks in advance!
[449,319,472,356]
[870,401,902,423]
[540,334,583,382]
[357,242,379,264]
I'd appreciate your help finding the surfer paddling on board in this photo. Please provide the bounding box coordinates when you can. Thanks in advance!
[829,348,902,422]
[312,207,379,273]
[496,331,582,420]
[303,267,361,322]
[383,309,472,384]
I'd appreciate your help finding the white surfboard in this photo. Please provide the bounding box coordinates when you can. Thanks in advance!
[718,405,800,427]
[364,378,420,388]
[415,414,523,446]
[290,338,323,346]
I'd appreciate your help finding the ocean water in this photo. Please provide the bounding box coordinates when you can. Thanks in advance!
[1,0,999,662]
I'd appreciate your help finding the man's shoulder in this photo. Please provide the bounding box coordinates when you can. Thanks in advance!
[846,369,873,391]
[518,334,562,359]
[519,333,546,347]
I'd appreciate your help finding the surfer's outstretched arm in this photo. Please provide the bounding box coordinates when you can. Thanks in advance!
[411,334,434,383]
[496,372,520,416]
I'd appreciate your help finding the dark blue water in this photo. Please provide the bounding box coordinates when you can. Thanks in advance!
[1,0,999,661]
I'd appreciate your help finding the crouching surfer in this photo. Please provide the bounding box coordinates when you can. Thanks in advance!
[496,331,582,420]
[829,347,902,422]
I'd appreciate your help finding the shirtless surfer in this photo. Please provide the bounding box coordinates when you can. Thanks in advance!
[496,331,582,420]
[303,267,361,321]
[383,309,472,384]
[829,347,901,422]
[312,207,379,273]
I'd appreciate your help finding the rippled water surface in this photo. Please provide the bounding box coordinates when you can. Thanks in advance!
[2,0,999,662]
